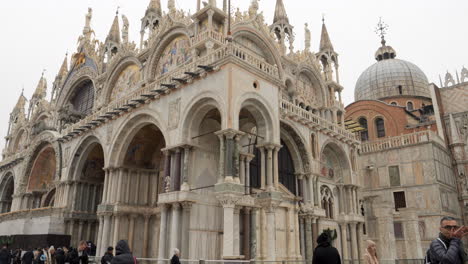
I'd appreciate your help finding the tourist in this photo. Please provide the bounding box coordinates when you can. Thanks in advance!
[312,232,341,264]
[100,247,113,264]
[55,248,66,264]
[13,248,22,264]
[363,240,379,264]
[22,249,34,264]
[48,246,56,264]
[0,245,11,264]
[69,241,89,264]
[86,242,96,257]
[170,249,180,264]
[427,216,468,264]
[110,240,135,264]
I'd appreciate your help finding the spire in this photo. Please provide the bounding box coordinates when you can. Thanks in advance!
[14,90,27,113]
[319,18,334,52]
[273,0,289,24]
[106,11,121,45]
[33,71,47,100]
[147,0,162,16]
[449,114,463,144]
[58,53,68,78]
[374,18,396,61]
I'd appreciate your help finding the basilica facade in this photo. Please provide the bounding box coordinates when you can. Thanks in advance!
[0,0,364,262]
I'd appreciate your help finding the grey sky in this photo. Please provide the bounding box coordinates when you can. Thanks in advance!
[0,0,467,154]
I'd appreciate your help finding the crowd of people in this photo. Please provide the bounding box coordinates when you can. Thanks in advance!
[1,216,467,264]
[0,240,136,264]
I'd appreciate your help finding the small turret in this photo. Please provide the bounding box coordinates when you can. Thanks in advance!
[140,0,163,49]
[270,0,294,54]
[105,11,121,60]
[51,53,68,102]
[28,72,47,119]
[317,17,339,83]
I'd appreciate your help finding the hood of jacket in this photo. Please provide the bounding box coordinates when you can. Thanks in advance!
[115,240,131,256]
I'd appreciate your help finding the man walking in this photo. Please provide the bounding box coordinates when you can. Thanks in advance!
[428,216,468,264]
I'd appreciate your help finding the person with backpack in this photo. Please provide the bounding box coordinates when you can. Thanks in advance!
[312,232,341,264]
[427,216,468,264]
[110,241,136,264]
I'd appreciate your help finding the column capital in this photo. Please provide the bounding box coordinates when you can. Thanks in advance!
[217,195,240,208]
[215,129,245,139]
[172,203,182,210]
[181,201,194,210]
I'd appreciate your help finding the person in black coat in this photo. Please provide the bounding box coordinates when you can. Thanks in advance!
[101,247,113,264]
[69,242,88,264]
[22,250,35,264]
[428,216,468,264]
[55,248,66,264]
[170,249,180,264]
[312,232,341,264]
[0,246,11,264]
[110,241,135,264]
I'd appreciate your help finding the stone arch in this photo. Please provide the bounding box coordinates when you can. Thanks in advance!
[234,93,277,143]
[103,56,143,104]
[147,26,192,79]
[320,141,351,184]
[280,121,312,174]
[0,172,14,213]
[56,66,98,112]
[11,128,27,153]
[180,93,227,142]
[68,135,105,181]
[232,26,284,79]
[295,64,328,105]
[42,188,56,207]
[109,112,168,168]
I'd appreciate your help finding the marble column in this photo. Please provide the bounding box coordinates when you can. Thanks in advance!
[181,146,192,191]
[181,202,192,258]
[233,207,241,256]
[266,146,273,190]
[163,151,171,192]
[314,175,320,207]
[400,208,423,259]
[96,216,104,255]
[273,146,280,189]
[250,208,258,260]
[143,214,151,257]
[297,174,304,198]
[338,185,345,214]
[375,204,397,263]
[357,223,364,261]
[221,198,236,258]
[173,149,182,191]
[245,155,254,194]
[305,216,313,261]
[125,170,131,204]
[128,214,137,250]
[102,170,109,204]
[101,215,112,254]
[86,221,92,242]
[340,223,349,261]
[242,207,251,259]
[350,222,358,262]
[259,147,266,190]
[170,204,181,256]
[116,169,124,204]
[299,217,305,259]
[265,205,277,261]
[158,205,168,260]
[217,133,225,183]
[311,217,318,250]
[78,221,84,242]
[113,214,121,248]
[239,155,246,185]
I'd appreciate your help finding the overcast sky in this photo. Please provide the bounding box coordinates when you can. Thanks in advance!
[0,0,467,154]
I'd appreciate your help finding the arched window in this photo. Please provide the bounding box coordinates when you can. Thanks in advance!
[407,102,414,111]
[71,80,95,115]
[279,140,296,195]
[320,185,334,219]
[359,118,368,141]
[375,118,386,138]
[0,174,14,213]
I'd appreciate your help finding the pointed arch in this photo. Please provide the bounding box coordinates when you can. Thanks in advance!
[0,172,14,213]
[320,141,351,184]
[103,56,143,104]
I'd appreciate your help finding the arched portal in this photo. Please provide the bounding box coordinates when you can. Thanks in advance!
[189,108,222,190]
[0,173,14,213]
[320,142,351,183]
[278,140,296,195]
[27,143,56,208]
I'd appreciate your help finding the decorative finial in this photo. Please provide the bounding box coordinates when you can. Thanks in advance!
[116,6,120,16]
[41,69,46,78]
[21,85,24,96]
[375,17,388,46]
[322,13,325,24]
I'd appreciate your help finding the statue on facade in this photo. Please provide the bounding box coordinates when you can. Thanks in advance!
[122,14,130,43]
[304,23,311,51]
[249,0,259,17]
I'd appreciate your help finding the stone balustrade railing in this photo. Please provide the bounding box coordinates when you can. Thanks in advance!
[61,42,279,139]
[280,99,359,143]
[360,130,444,154]
[191,29,226,46]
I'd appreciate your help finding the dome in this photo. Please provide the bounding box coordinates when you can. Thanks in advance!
[355,42,430,101]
